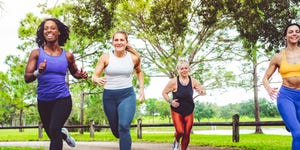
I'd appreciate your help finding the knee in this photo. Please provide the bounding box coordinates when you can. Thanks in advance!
[176,130,185,137]
[48,127,61,139]
[292,131,300,141]
[119,122,130,133]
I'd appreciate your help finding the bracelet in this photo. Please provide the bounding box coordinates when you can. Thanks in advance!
[33,70,40,77]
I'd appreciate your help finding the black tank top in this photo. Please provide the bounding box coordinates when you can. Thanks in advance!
[172,76,194,116]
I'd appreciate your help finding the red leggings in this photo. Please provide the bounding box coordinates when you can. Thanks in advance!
[171,110,194,150]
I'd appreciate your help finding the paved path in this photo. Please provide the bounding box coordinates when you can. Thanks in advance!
[0,141,238,150]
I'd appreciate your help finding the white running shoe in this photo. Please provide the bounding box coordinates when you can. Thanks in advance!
[61,127,76,147]
[172,139,179,150]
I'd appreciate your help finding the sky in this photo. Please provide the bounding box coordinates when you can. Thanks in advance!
[0,0,278,106]
[0,0,54,71]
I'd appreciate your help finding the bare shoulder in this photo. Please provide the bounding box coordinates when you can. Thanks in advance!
[191,77,200,86]
[270,52,282,65]
[65,51,74,58]
[100,52,109,62]
[168,77,177,86]
[29,48,40,58]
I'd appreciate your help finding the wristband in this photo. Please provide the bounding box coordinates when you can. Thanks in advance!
[33,70,40,77]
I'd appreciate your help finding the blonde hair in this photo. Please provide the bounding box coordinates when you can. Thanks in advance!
[176,58,190,70]
[112,31,141,67]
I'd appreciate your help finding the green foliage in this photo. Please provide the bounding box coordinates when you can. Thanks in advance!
[238,98,279,118]
[115,0,237,90]
[194,101,217,122]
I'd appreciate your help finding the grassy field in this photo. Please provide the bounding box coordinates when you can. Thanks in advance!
[0,127,292,150]
[0,117,290,150]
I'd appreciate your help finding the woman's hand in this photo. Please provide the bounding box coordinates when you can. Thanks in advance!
[92,77,107,85]
[196,86,206,96]
[267,87,278,100]
[171,99,180,108]
[78,68,88,79]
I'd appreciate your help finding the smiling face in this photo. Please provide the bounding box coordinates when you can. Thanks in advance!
[285,25,300,45]
[113,32,128,52]
[178,63,189,77]
[43,20,60,43]
[177,59,190,77]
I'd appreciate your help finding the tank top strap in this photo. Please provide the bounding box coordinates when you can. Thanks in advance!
[280,49,286,62]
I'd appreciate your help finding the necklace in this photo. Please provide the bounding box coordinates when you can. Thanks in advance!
[179,78,189,86]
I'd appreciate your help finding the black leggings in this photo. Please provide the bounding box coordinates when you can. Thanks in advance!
[38,96,72,150]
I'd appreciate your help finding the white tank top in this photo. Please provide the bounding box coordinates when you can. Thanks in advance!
[104,51,134,89]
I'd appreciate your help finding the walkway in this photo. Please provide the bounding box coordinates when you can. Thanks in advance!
[0,141,238,150]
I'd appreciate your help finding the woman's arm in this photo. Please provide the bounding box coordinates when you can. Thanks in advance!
[66,52,88,79]
[24,49,40,83]
[192,78,206,96]
[262,54,280,99]
[92,53,109,85]
[133,54,145,101]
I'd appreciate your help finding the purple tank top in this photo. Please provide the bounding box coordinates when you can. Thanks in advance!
[36,47,70,101]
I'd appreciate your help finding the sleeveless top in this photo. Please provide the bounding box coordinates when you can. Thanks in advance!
[104,51,134,90]
[172,76,194,116]
[279,50,300,78]
[36,47,70,101]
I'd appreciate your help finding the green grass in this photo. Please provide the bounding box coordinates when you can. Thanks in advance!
[0,128,292,150]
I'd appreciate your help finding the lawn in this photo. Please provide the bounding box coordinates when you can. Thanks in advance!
[0,127,292,150]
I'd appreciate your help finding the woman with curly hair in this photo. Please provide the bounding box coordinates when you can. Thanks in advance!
[24,18,88,150]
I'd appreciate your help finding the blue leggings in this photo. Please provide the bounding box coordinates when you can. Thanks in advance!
[103,87,136,150]
[277,86,300,150]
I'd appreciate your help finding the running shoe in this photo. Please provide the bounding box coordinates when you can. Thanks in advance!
[172,139,179,150]
[61,127,76,147]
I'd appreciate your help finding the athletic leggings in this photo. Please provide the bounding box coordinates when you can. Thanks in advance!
[38,96,72,150]
[103,87,136,150]
[277,86,300,150]
[171,110,194,150]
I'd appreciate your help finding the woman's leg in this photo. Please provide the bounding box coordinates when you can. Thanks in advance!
[103,87,136,150]
[181,113,194,150]
[277,86,300,150]
[117,88,136,150]
[103,90,119,138]
[48,96,72,150]
[171,110,185,142]
[38,100,53,139]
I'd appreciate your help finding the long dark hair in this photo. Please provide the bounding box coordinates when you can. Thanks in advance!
[36,18,70,47]
[283,23,300,47]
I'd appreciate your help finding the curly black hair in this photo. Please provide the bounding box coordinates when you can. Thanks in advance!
[36,18,70,47]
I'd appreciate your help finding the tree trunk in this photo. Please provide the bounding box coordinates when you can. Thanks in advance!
[253,55,263,134]
[19,108,23,132]
[80,92,84,134]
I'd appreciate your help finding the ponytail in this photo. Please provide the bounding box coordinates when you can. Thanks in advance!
[126,45,141,68]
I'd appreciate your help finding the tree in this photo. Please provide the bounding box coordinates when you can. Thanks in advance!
[194,101,216,122]
[2,55,36,129]
[219,103,240,121]
[113,0,237,89]
[145,98,157,123]
[226,0,300,133]
[155,100,171,123]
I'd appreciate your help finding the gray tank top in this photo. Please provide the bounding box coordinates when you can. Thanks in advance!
[104,51,134,89]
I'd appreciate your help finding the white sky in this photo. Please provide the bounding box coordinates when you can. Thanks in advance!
[0,0,279,106]
[0,0,58,70]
